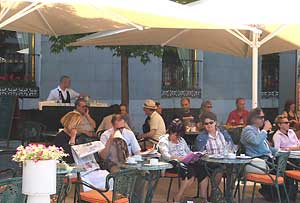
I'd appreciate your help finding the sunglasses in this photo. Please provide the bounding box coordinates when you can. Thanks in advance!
[205,106,213,108]
[279,122,290,125]
[204,121,215,125]
[256,116,265,120]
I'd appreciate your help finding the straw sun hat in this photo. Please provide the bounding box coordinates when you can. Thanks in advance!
[143,99,157,110]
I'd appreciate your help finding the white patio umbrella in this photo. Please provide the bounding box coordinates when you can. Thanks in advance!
[0,0,236,36]
[71,0,300,108]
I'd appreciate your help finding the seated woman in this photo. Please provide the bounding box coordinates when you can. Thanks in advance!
[282,100,300,134]
[158,118,201,202]
[53,111,82,164]
[195,112,234,203]
[273,115,300,151]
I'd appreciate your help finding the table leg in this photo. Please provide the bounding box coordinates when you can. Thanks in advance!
[145,171,160,203]
[74,172,81,203]
[225,164,234,203]
[204,163,225,203]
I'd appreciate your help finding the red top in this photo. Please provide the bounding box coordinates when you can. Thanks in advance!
[226,109,249,126]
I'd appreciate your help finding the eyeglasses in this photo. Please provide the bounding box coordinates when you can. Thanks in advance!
[80,105,87,108]
[204,121,214,125]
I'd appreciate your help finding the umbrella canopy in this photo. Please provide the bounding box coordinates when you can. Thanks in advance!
[0,0,234,36]
[71,0,300,108]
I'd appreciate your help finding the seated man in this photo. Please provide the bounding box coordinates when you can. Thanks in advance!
[240,108,276,158]
[240,108,277,201]
[273,114,300,151]
[138,99,166,144]
[74,98,97,140]
[120,103,134,130]
[226,98,249,126]
[180,97,196,125]
[99,114,141,172]
[96,104,130,135]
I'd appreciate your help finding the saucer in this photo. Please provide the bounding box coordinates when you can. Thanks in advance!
[125,161,137,164]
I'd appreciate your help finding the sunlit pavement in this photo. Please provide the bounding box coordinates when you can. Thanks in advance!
[66,178,299,203]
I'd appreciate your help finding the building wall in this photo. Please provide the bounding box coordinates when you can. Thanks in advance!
[279,50,297,113]
[22,36,265,132]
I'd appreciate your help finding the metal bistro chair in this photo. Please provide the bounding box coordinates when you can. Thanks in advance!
[19,121,47,146]
[51,174,72,203]
[241,151,290,203]
[0,177,26,203]
[285,160,300,201]
[78,169,140,203]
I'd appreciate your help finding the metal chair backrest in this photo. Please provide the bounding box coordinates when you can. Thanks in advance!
[275,151,290,178]
[108,169,139,202]
[19,121,46,145]
[0,177,26,203]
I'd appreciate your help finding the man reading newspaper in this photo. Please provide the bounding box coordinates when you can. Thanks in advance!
[71,141,112,191]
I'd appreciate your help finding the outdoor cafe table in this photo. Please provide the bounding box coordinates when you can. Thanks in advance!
[118,161,172,203]
[201,156,251,203]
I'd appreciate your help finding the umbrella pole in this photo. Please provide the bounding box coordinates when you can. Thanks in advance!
[252,32,259,108]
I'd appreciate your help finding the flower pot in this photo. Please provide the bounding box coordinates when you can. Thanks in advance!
[22,160,56,203]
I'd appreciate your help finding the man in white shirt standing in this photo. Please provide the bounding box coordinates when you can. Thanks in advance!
[47,75,81,103]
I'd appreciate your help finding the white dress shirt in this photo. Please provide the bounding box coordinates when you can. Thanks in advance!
[47,86,79,101]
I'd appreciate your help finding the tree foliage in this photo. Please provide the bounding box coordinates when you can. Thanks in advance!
[49,34,163,64]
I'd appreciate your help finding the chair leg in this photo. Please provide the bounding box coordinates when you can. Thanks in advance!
[283,184,290,203]
[222,175,226,194]
[167,178,173,202]
[195,180,200,198]
[241,179,247,203]
[276,185,281,203]
[251,182,256,203]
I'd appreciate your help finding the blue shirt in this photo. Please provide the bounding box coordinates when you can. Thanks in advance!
[240,125,277,157]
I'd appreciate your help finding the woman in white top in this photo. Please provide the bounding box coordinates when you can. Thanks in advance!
[158,119,202,203]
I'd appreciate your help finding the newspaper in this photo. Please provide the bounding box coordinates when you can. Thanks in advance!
[72,141,105,158]
[71,141,111,191]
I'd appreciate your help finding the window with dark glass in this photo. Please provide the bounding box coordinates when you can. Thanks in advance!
[161,47,201,98]
[261,53,279,98]
[0,30,35,87]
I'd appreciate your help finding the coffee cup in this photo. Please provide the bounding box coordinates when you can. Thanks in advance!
[127,157,136,164]
[228,153,236,159]
[134,155,143,162]
[149,158,159,165]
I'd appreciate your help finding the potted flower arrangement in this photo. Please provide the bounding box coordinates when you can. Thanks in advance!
[12,144,68,203]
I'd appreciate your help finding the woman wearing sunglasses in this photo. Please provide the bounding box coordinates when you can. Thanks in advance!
[273,115,300,151]
[195,112,233,203]
[158,118,202,202]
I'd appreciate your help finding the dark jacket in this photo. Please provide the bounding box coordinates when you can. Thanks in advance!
[53,131,74,164]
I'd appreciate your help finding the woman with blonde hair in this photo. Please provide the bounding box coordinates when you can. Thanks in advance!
[54,111,82,163]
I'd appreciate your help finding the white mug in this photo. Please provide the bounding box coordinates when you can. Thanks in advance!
[150,158,158,165]
[127,157,136,164]
[227,153,236,159]
[134,155,142,161]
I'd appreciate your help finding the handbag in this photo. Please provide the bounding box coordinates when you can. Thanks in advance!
[245,158,268,174]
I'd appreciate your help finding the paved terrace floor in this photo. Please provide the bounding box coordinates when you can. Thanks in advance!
[66,177,300,203]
